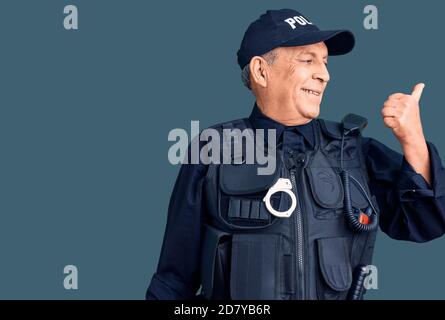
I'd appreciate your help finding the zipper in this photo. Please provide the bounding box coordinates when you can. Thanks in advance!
[290,162,306,300]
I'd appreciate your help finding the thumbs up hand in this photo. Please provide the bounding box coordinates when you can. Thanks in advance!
[381,83,426,145]
[381,83,431,185]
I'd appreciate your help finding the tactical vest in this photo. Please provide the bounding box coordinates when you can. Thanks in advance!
[200,116,379,300]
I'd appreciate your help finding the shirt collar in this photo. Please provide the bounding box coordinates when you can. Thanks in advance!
[248,103,315,148]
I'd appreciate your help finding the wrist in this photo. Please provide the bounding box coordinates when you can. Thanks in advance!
[402,138,429,164]
[402,138,427,152]
[399,131,426,149]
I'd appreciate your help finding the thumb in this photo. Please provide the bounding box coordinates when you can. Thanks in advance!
[411,83,425,103]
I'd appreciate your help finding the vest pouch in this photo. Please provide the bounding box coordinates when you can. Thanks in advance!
[316,236,352,300]
[230,233,281,299]
[219,163,282,229]
[306,167,344,219]
[201,224,231,299]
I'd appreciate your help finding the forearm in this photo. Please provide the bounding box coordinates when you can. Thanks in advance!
[364,137,445,242]
[401,136,431,186]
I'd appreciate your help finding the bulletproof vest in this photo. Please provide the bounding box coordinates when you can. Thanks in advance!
[200,117,379,300]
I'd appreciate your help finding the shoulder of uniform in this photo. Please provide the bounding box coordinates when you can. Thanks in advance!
[317,118,343,139]
[318,113,368,139]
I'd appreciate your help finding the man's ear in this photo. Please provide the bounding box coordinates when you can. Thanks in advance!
[250,56,269,89]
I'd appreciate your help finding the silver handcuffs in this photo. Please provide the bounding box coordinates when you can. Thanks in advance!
[262,178,297,218]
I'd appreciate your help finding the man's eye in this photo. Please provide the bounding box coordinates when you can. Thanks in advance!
[300,59,312,64]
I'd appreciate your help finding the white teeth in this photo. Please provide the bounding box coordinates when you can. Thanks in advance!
[302,89,320,96]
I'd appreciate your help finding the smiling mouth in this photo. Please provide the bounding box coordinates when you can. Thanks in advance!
[301,88,321,96]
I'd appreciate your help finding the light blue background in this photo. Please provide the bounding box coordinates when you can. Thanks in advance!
[0,0,444,299]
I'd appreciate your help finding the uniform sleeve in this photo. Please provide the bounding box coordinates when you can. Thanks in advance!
[145,158,208,299]
[362,137,445,242]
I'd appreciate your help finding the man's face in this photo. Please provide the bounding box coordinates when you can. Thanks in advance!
[266,42,330,122]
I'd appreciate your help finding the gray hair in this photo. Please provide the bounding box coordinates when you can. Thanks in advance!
[241,49,278,90]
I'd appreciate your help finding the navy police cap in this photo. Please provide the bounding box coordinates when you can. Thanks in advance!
[237,9,355,69]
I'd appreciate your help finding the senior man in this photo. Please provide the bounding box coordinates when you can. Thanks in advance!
[146,9,445,300]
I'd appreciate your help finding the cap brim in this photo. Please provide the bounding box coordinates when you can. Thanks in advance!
[281,30,355,55]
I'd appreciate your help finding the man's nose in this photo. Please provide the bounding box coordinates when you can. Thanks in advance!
[313,64,330,83]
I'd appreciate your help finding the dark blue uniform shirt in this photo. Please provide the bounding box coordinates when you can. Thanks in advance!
[146,104,445,299]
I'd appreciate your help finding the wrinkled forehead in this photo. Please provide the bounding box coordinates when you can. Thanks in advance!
[279,42,329,58]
